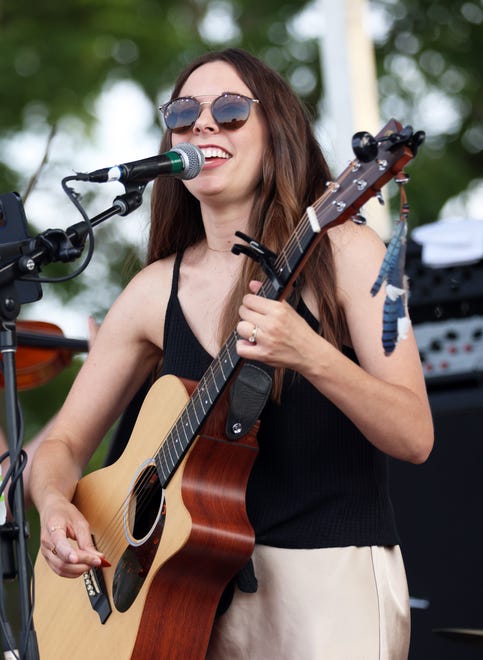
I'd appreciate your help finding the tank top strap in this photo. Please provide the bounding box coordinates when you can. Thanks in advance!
[162,251,183,351]
[171,251,183,295]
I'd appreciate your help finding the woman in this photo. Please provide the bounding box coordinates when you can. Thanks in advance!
[30,48,433,658]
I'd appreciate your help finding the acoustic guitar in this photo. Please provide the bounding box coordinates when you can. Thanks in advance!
[33,119,421,659]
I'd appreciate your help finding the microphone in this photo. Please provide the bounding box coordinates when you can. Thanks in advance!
[79,143,205,184]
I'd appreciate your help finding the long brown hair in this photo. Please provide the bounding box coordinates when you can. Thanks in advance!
[149,48,346,393]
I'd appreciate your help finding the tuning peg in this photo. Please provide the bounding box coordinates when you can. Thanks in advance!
[352,212,367,225]
[351,131,378,162]
[409,129,426,154]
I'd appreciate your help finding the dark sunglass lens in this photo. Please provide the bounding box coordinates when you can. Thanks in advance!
[165,98,200,132]
[212,95,251,129]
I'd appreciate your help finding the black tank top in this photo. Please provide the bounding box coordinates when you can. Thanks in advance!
[161,253,399,548]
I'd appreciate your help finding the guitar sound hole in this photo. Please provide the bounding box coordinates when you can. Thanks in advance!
[130,464,164,542]
[112,464,167,612]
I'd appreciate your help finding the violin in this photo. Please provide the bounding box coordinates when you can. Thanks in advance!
[0,320,89,391]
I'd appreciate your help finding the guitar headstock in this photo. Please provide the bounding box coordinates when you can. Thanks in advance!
[312,119,425,233]
[230,119,425,316]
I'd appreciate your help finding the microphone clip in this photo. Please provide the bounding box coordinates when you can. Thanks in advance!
[232,231,283,294]
[38,228,83,263]
[113,188,145,215]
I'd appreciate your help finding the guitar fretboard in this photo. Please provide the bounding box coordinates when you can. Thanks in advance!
[152,120,415,487]
[154,210,322,488]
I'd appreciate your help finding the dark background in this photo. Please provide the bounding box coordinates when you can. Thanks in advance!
[390,241,483,660]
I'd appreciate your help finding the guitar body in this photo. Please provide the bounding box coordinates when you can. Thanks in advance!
[33,374,258,659]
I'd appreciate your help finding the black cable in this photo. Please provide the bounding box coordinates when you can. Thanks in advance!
[20,175,96,285]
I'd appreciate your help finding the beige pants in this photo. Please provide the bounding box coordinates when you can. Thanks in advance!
[206,545,410,660]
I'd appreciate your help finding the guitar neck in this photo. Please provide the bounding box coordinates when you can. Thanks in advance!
[154,118,417,487]
[154,214,322,488]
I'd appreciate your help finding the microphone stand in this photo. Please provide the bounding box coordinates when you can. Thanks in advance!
[0,185,144,659]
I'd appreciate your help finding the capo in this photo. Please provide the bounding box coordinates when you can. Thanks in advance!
[232,231,283,293]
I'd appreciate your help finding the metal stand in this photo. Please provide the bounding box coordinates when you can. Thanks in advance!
[1,320,39,659]
[0,185,144,658]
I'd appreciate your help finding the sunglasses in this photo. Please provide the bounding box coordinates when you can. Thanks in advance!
[159,93,260,134]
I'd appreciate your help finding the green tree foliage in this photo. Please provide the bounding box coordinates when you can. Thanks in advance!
[0,0,323,307]
[0,0,322,139]
[1,0,481,221]
[372,0,483,224]
[0,0,324,440]
[0,0,481,432]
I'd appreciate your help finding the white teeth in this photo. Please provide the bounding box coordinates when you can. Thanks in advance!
[201,147,230,159]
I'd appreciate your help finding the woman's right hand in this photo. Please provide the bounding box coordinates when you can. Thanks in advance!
[39,498,107,578]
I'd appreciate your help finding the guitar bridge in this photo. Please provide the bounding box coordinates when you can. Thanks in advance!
[83,567,111,623]
[82,536,112,624]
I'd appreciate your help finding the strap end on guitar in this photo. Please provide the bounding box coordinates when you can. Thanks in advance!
[225,363,272,441]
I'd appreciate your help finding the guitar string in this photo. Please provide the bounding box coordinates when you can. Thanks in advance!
[91,225,302,560]
[91,179,347,564]
[66,148,413,625]
[90,164,359,563]
[89,157,384,563]
[92,332,242,561]
[94,205,312,552]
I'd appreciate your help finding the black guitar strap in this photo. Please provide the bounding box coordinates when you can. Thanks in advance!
[224,286,301,441]
[221,290,302,604]
[225,361,273,441]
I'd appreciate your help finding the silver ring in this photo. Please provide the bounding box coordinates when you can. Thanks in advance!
[248,325,258,344]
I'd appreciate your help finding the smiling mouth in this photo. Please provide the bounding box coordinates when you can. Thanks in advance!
[200,147,231,160]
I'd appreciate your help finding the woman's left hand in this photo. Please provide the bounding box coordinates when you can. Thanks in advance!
[236,280,320,371]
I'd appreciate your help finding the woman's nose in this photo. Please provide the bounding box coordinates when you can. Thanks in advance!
[193,101,218,133]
